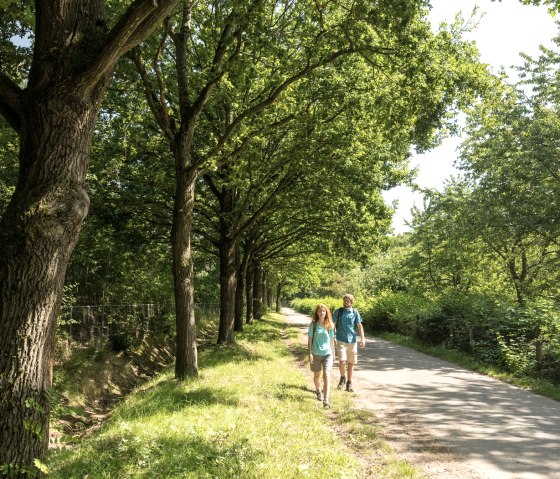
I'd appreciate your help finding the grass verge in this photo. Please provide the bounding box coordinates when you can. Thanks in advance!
[282,318,426,479]
[49,313,364,478]
[377,332,560,402]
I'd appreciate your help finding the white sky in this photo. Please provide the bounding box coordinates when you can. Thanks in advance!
[383,0,559,234]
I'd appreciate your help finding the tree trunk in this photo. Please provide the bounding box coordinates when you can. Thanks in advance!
[234,241,245,332]
[217,235,238,344]
[245,262,254,324]
[172,169,198,379]
[0,1,181,472]
[253,261,263,320]
[267,282,273,309]
[507,251,528,306]
[275,281,284,313]
[262,268,270,310]
[0,103,97,476]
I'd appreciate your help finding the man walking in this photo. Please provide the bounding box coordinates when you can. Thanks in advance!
[333,294,365,392]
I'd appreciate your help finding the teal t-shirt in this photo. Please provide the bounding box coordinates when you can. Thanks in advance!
[308,322,334,355]
[333,307,362,343]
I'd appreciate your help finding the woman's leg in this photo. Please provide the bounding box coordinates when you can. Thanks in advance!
[313,371,322,399]
[322,368,331,401]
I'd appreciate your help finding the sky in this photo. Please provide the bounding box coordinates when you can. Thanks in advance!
[382,0,559,234]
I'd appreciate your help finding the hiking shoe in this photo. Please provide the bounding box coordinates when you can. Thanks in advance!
[316,390,323,401]
[346,381,354,393]
[323,400,331,409]
[336,376,346,389]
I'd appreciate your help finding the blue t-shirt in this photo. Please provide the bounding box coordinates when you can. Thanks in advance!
[308,322,334,355]
[333,307,362,343]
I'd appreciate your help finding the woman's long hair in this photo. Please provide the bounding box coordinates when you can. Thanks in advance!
[312,303,333,330]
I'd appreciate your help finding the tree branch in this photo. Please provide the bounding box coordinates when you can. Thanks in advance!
[131,48,175,142]
[80,0,180,94]
[0,72,23,132]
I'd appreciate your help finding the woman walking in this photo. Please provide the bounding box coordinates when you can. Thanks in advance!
[308,304,335,408]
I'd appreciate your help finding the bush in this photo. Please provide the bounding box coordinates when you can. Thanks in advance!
[290,297,341,317]
[368,291,432,337]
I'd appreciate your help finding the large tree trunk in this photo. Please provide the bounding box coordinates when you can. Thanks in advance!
[234,241,245,332]
[172,169,198,379]
[252,261,264,320]
[245,262,254,325]
[0,99,98,476]
[217,235,237,344]
[0,2,181,472]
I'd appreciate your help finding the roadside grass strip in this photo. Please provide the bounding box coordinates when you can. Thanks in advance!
[48,314,361,478]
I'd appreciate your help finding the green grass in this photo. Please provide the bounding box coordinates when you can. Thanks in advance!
[377,332,560,402]
[48,314,351,478]
[48,313,426,478]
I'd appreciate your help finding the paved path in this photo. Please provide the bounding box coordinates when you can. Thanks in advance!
[283,308,560,479]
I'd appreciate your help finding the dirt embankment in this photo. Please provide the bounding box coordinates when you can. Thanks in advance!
[49,337,174,448]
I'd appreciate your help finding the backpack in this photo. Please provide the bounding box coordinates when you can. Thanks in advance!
[335,307,357,324]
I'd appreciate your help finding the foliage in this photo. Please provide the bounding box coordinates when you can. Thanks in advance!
[290,296,341,317]
[0,117,17,216]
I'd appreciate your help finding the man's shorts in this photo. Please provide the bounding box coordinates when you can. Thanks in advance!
[310,353,333,372]
[336,341,358,363]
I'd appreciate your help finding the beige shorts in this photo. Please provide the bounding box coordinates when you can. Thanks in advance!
[336,341,358,363]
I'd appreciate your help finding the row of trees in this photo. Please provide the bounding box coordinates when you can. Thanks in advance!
[1,0,556,475]
[0,0,483,477]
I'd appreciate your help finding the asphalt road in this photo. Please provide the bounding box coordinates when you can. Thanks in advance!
[283,307,560,479]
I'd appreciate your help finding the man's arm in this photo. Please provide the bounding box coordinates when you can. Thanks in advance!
[357,322,365,347]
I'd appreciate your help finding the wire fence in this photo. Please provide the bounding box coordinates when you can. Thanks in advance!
[58,303,220,346]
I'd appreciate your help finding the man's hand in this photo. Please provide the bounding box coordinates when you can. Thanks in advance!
[359,338,365,348]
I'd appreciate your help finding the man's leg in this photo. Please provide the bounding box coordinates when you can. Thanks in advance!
[346,343,358,392]
[337,359,346,388]
[338,359,346,377]
[336,341,347,389]
[347,361,354,383]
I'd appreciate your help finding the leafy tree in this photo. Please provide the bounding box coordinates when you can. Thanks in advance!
[459,77,560,304]
[0,0,182,473]
[405,182,505,296]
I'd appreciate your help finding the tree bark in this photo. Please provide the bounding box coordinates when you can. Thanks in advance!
[252,261,263,320]
[0,97,96,476]
[234,241,245,332]
[172,169,198,379]
[217,235,238,344]
[245,261,254,324]
[0,1,182,471]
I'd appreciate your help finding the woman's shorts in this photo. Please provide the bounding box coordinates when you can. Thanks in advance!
[336,341,358,363]
[310,353,333,372]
